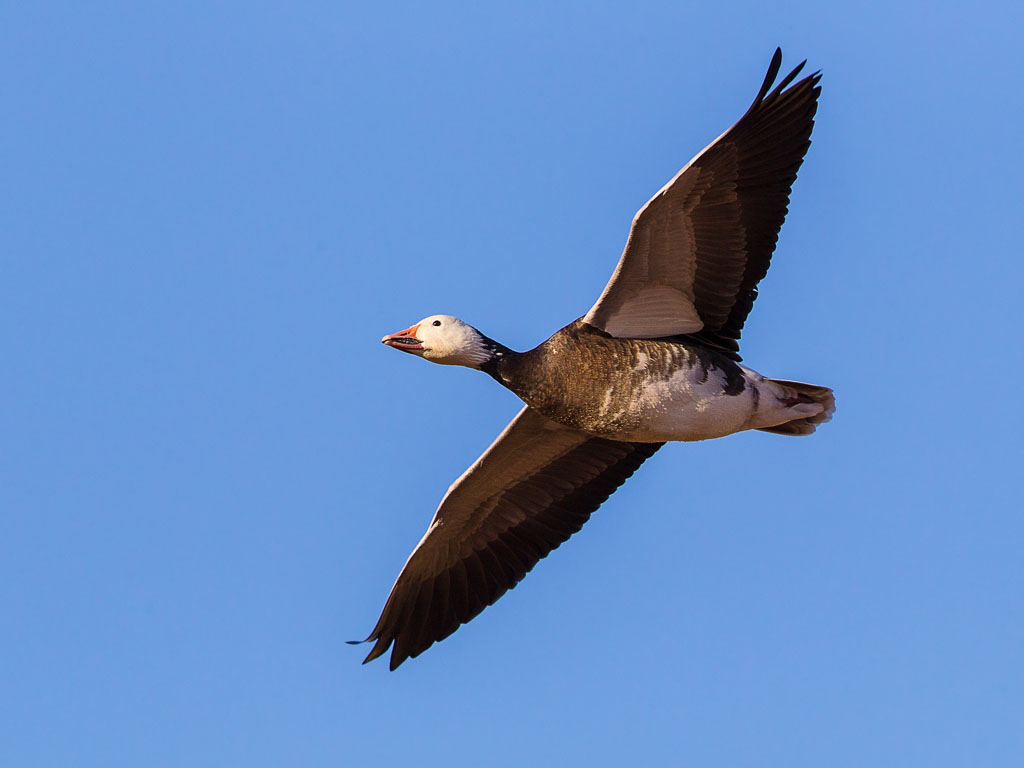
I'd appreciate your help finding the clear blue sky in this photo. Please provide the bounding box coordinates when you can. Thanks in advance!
[3,2,1022,766]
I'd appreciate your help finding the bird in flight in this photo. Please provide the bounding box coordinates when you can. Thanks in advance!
[356,49,833,669]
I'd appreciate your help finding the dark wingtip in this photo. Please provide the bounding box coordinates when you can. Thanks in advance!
[347,634,393,667]
[748,48,784,113]
[360,638,392,666]
[745,49,819,117]
[768,58,807,99]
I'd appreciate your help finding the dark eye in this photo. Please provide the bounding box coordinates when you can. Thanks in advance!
[432,320,441,326]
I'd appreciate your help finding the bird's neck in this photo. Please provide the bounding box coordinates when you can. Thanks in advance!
[478,338,520,385]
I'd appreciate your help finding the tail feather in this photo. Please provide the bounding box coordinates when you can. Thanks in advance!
[758,379,835,436]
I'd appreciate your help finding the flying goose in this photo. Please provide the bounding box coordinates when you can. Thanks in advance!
[357,49,833,669]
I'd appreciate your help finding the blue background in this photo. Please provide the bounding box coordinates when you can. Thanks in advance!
[3,2,1022,765]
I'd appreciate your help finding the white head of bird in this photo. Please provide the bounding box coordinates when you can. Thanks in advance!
[381,315,494,368]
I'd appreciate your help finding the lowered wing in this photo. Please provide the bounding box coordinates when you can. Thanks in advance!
[359,406,662,669]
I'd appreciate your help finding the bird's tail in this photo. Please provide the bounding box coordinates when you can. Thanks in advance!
[757,379,835,436]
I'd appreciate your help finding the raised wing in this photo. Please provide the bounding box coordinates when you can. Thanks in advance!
[583,49,821,357]
[359,407,662,669]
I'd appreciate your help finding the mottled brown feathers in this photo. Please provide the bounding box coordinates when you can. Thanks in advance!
[495,320,749,436]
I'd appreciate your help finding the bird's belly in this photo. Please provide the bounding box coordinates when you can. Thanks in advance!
[581,366,760,443]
